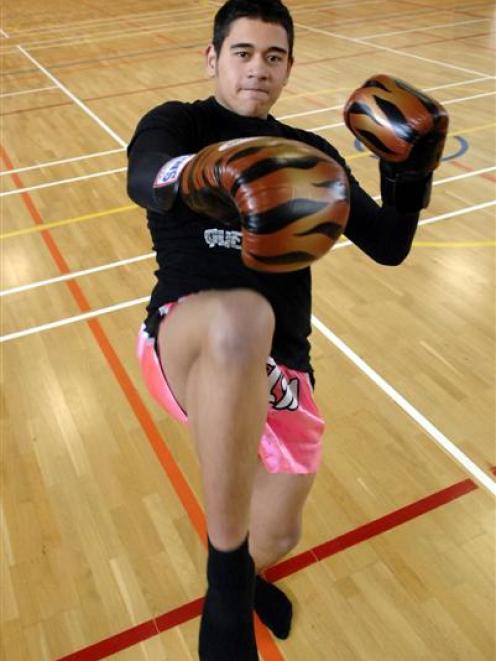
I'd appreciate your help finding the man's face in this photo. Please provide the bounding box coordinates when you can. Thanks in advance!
[206,17,293,119]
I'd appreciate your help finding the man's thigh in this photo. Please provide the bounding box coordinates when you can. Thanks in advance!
[157,288,273,412]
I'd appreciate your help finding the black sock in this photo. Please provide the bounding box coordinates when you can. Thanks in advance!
[199,537,259,661]
[254,575,293,639]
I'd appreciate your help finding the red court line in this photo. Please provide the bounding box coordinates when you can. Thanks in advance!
[0,145,284,661]
[450,159,496,183]
[53,476,480,660]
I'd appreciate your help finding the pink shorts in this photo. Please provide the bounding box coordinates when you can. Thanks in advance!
[137,301,325,474]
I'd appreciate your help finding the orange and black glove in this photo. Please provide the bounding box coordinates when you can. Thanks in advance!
[344,74,449,212]
[153,136,350,273]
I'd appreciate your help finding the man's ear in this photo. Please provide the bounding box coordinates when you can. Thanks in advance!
[205,44,217,77]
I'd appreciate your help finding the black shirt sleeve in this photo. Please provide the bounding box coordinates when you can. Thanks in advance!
[127,101,196,213]
[298,131,420,266]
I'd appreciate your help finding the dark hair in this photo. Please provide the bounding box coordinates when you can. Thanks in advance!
[212,0,294,60]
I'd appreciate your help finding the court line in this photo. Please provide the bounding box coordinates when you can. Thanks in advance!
[450,159,496,182]
[0,76,489,161]
[359,16,489,39]
[0,253,155,297]
[2,114,495,201]
[0,166,126,198]
[0,204,136,240]
[311,94,496,132]
[0,147,125,176]
[0,84,58,98]
[16,46,127,148]
[53,474,481,660]
[0,0,377,49]
[0,28,9,38]
[2,15,492,660]
[444,90,496,104]
[5,3,215,37]
[2,199,494,330]
[311,315,496,496]
[294,21,490,76]
[2,16,214,54]
[0,193,496,498]
[1,3,489,56]
[0,141,284,661]
[1,166,495,245]
[278,76,495,120]
[0,1,465,55]
[0,0,474,48]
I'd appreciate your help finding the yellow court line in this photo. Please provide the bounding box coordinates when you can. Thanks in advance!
[1,122,495,241]
[0,204,137,239]
[413,240,496,248]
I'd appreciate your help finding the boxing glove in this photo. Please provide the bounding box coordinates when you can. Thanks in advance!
[344,74,449,212]
[153,136,350,273]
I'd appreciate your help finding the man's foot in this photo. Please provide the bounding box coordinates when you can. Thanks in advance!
[199,538,259,660]
[254,575,293,639]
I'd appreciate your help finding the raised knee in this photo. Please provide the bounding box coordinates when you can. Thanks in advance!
[207,290,275,363]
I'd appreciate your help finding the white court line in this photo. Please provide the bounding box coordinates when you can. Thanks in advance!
[1,211,494,495]
[0,296,150,343]
[333,199,496,249]
[294,22,490,77]
[443,91,496,105]
[7,4,214,37]
[359,17,488,40]
[0,253,155,297]
[278,76,495,121]
[0,147,125,177]
[17,46,127,148]
[2,16,213,54]
[0,167,126,197]
[3,83,493,196]
[0,85,58,98]
[310,315,496,496]
[2,197,493,300]
[3,0,372,40]
[0,28,9,38]
[311,89,496,131]
[0,2,370,56]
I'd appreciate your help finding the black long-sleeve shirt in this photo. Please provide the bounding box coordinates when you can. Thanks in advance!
[127,96,419,372]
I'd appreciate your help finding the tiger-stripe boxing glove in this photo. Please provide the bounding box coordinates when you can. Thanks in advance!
[343,74,449,212]
[153,136,350,273]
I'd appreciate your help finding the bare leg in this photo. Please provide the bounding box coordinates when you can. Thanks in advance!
[249,464,315,572]
[157,289,275,660]
[249,463,316,639]
[158,289,275,550]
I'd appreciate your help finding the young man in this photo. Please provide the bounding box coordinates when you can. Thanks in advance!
[127,1,448,658]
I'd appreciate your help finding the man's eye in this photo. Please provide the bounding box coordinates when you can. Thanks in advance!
[235,51,249,58]
[268,55,283,63]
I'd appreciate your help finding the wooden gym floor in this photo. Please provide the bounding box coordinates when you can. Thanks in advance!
[1,0,495,659]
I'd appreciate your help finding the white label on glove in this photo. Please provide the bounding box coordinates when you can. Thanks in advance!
[153,154,194,188]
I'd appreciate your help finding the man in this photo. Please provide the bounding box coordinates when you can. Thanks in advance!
[127,1,448,658]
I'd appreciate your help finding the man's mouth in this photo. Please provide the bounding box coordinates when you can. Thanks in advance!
[241,88,269,95]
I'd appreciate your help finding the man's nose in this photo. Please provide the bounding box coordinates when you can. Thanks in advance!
[248,54,269,78]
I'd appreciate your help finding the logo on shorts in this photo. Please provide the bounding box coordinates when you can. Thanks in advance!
[266,358,299,411]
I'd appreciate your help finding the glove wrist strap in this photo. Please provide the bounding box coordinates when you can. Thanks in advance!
[153,154,195,210]
[380,161,432,213]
